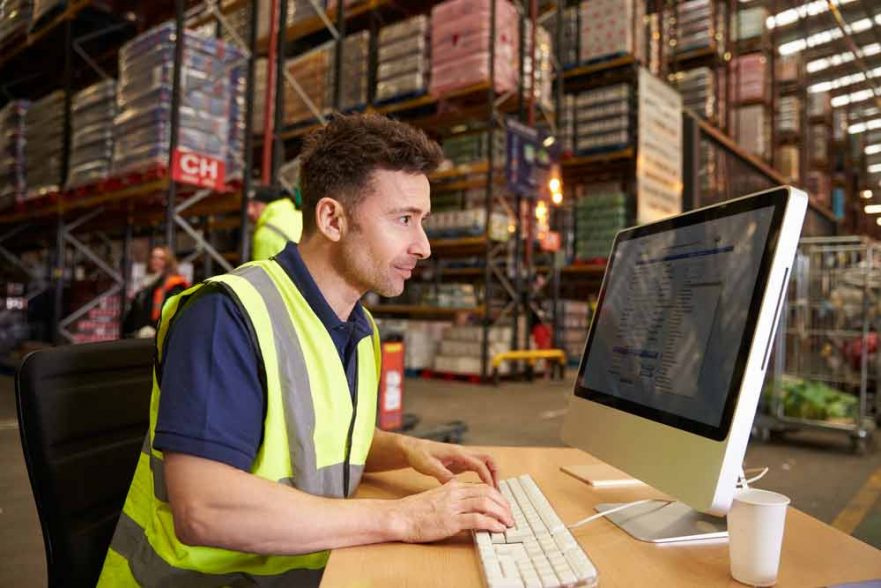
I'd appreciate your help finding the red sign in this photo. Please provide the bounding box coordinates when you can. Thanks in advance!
[378,342,404,431]
[540,230,561,252]
[171,149,226,190]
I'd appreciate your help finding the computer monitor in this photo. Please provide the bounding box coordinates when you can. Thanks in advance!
[561,186,807,543]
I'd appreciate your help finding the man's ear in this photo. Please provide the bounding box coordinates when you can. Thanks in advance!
[314,197,347,242]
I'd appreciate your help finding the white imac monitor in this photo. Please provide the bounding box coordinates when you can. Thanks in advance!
[561,186,807,542]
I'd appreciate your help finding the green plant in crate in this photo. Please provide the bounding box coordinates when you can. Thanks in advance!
[762,375,858,422]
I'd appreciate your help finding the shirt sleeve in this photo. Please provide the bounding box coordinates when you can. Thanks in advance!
[153,287,266,471]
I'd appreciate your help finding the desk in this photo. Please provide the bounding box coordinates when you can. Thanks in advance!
[322,447,881,587]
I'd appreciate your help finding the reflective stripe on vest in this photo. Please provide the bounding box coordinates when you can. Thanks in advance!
[98,260,380,586]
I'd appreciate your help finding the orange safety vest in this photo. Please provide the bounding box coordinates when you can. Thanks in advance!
[150,275,189,322]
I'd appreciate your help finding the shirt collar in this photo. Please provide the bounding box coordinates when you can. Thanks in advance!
[273,242,373,340]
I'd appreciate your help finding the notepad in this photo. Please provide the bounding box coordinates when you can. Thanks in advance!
[560,463,648,489]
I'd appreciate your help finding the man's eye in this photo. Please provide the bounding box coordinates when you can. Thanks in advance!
[399,216,411,225]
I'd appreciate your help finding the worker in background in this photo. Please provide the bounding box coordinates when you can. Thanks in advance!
[249,183,303,260]
[99,113,513,587]
[121,245,189,338]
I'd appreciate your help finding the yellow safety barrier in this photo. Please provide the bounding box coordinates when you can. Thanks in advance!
[490,349,567,384]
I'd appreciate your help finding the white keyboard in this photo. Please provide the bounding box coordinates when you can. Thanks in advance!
[474,475,598,588]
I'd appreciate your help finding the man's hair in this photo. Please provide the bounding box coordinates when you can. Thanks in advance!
[298,113,444,234]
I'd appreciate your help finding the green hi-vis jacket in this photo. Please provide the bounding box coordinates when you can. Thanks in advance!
[98,259,381,587]
[253,198,303,261]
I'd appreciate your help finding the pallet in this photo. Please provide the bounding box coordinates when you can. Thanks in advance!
[373,90,429,108]
[573,143,632,159]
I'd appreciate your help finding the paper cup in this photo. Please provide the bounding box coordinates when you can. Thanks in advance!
[728,489,790,587]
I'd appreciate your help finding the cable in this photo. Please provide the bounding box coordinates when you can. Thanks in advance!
[737,467,770,490]
[567,499,657,530]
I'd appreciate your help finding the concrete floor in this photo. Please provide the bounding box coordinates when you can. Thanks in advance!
[2,374,881,586]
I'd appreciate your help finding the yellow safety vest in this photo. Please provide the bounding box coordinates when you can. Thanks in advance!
[98,259,381,587]
[253,198,303,261]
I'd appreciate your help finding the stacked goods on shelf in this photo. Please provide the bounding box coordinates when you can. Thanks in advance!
[777,145,799,183]
[524,22,553,113]
[806,171,831,209]
[808,91,831,120]
[72,294,120,344]
[284,44,329,126]
[573,83,630,154]
[430,0,519,96]
[672,67,715,120]
[0,0,32,47]
[776,96,800,135]
[0,100,28,211]
[573,183,627,262]
[339,30,370,111]
[284,31,368,124]
[374,319,447,371]
[832,109,847,143]
[68,80,117,188]
[441,131,505,166]
[376,15,430,103]
[579,0,645,64]
[734,104,769,160]
[556,299,591,363]
[557,6,578,68]
[673,0,719,55]
[114,23,245,180]
[810,124,829,166]
[433,325,512,375]
[735,6,768,42]
[24,90,64,199]
[730,53,768,103]
[646,11,662,76]
[0,282,28,354]
[424,208,509,241]
[387,282,480,309]
[559,94,575,154]
[776,54,801,84]
[252,57,268,132]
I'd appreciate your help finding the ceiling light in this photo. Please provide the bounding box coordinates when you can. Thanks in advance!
[778,14,881,55]
[807,43,881,74]
[864,204,881,213]
[862,189,874,199]
[766,0,857,30]
[867,145,881,155]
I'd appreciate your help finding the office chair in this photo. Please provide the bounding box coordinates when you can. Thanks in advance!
[16,339,153,587]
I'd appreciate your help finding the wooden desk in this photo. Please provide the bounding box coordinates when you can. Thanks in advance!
[322,447,881,587]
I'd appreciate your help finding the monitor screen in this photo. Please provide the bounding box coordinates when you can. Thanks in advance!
[575,191,788,441]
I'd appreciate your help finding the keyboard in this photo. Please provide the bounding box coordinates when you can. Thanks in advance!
[474,474,598,588]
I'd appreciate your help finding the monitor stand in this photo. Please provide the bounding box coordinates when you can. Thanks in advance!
[595,500,728,543]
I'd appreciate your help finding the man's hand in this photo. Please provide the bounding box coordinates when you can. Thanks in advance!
[395,479,514,543]
[401,437,501,488]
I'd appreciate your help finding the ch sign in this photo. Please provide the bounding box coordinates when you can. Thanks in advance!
[172,149,226,190]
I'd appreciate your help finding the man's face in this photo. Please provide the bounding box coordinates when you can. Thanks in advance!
[248,200,266,224]
[338,169,431,297]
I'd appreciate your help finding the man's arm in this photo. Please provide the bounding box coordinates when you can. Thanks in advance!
[366,428,500,488]
[165,451,513,552]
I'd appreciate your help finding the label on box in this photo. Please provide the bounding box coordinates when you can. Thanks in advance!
[172,149,226,190]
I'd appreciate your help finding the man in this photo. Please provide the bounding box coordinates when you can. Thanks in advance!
[98,114,513,587]
[249,184,303,260]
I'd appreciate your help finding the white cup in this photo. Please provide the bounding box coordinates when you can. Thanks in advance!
[728,489,790,587]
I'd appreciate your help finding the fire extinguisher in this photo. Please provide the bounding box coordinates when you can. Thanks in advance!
[378,335,404,431]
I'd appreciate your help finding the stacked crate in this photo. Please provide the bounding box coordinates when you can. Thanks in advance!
[579,0,645,64]
[556,299,592,364]
[430,0,519,96]
[573,83,631,154]
[0,100,28,210]
[68,80,117,188]
[0,0,32,48]
[672,67,716,120]
[376,15,430,103]
[433,325,512,375]
[72,295,121,344]
[573,183,628,262]
[24,91,64,199]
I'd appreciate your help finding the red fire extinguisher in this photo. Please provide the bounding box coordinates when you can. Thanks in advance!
[378,338,404,431]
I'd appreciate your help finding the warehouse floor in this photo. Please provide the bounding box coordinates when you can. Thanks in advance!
[2,373,881,585]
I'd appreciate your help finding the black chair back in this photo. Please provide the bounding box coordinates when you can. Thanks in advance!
[15,339,153,587]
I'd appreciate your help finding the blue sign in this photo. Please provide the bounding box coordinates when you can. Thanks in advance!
[505,118,551,197]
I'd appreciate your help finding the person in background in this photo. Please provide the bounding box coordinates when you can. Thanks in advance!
[122,246,189,338]
[249,184,303,260]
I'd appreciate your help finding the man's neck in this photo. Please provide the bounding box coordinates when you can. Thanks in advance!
[297,237,362,321]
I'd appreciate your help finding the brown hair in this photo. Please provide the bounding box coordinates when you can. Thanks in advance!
[298,113,444,234]
[152,246,179,275]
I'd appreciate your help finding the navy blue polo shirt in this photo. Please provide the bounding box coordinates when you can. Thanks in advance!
[153,242,375,472]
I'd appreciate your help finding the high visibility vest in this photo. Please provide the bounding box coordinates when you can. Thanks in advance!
[98,259,381,587]
[253,198,303,261]
[150,274,189,322]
